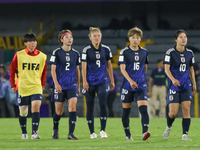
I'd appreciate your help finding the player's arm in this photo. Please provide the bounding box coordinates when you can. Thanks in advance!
[76,65,80,95]
[41,61,47,90]
[164,64,180,87]
[82,61,89,91]
[106,60,115,91]
[145,64,147,73]
[51,64,62,93]
[148,77,153,97]
[120,64,138,89]
[10,53,18,92]
[189,66,196,95]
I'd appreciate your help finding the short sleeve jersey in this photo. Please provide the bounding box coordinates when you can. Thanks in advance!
[81,44,112,85]
[118,46,148,91]
[163,47,195,91]
[150,68,167,86]
[50,47,81,90]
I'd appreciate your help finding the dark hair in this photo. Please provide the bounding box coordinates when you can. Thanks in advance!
[58,29,73,44]
[0,64,6,72]
[174,29,187,39]
[22,33,37,43]
[157,59,163,64]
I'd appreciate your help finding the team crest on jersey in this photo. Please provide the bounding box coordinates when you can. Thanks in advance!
[181,57,185,63]
[169,95,173,101]
[121,95,125,100]
[18,98,21,104]
[96,54,100,59]
[66,56,70,61]
[135,56,139,61]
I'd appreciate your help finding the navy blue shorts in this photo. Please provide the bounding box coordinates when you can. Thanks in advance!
[167,88,192,104]
[52,88,78,102]
[120,88,148,103]
[17,93,42,106]
[84,82,108,102]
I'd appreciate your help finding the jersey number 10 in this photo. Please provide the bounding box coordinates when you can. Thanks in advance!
[179,64,186,72]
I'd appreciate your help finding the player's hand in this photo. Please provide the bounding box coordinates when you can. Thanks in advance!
[192,85,197,96]
[55,83,62,93]
[172,79,180,87]
[83,81,89,91]
[42,87,45,90]
[12,87,16,93]
[148,92,152,97]
[110,81,115,91]
[130,80,138,90]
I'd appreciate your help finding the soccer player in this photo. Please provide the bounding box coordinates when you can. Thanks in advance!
[81,27,115,139]
[163,29,196,141]
[50,29,80,140]
[118,27,150,141]
[10,33,47,139]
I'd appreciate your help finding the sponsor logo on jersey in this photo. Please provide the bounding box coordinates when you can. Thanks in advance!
[121,95,125,100]
[66,56,70,61]
[135,56,139,61]
[169,95,173,101]
[181,57,185,63]
[22,63,40,70]
[96,54,100,59]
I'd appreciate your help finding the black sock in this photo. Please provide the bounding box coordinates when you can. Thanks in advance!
[19,116,27,134]
[69,112,76,135]
[167,114,175,128]
[53,113,61,130]
[86,100,94,134]
[32,112,40,135]
[182,118,191,135]
[99,103,107,131]
[139,105,149,134]
[122,108,131,136]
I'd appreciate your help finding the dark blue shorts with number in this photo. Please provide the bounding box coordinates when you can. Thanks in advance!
[52,88,78,102]
[120,88,148,103]
[167,88,192,104]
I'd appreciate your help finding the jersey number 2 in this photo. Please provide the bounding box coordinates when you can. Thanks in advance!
[66,63,70,70]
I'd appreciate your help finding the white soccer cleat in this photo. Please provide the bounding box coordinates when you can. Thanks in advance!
[100,130,108,138]
[163,126,172,140]
[182,134,192,141]
[90,132,98,139]
[22,134,28,139]
[126,135,133,141]
[31,134,41,139]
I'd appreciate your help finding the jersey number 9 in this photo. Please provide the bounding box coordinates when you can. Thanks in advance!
[96,60,101,67]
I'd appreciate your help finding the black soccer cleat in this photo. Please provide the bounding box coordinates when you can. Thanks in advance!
[67,133,78,140]
[52,129,59,139]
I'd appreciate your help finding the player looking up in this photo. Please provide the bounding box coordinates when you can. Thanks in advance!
[163,29,196,141]
[10,33,47,139]
[118,27,150,141]
[81,27,115,139]
[50,29,80,140]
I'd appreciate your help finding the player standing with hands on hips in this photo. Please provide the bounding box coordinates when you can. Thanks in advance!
[10,33,47,139]
[163,29,196,141]
[82,27,115,139]
[50,29,80,140]
[118,27,150,141]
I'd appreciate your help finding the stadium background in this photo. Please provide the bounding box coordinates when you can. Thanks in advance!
[0,0,200,118]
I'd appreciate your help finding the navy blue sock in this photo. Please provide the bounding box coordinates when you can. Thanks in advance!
[139,105,149,134]
[122,108,131,136]
[86,101,94,134]
[167,115,175,128]
[99,98,107,131]
[69,112,76,134]
[19,116,27,134]
[53,113,61,130]
[182,118,191,135]
[32,112,40,135]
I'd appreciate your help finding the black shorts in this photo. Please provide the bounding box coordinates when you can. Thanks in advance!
[17,93,42,106]
[52,88,78,102]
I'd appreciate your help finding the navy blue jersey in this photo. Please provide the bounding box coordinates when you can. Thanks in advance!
[118,46,148,91]
[50,47,81,90]
[81,44,112,85]
[163,47,195,91]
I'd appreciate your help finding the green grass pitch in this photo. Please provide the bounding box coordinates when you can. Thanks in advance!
[0,117,200,150]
